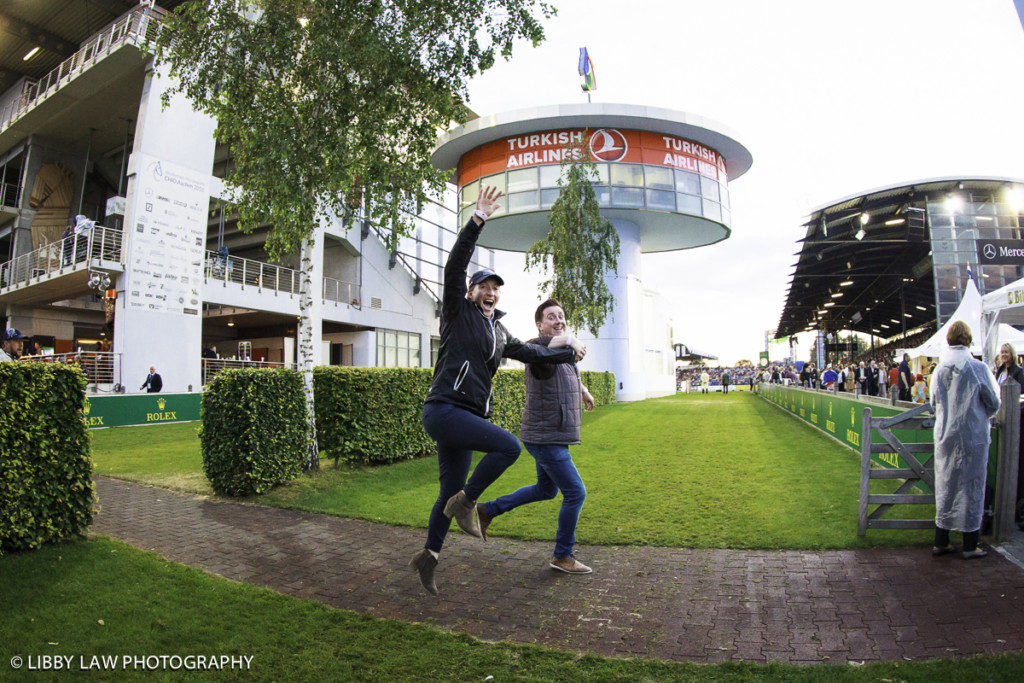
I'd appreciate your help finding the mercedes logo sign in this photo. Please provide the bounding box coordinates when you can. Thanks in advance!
[983,243,997,260]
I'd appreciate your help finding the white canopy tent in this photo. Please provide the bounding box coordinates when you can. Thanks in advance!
[907,279,983,358]
[981,276,1024,363]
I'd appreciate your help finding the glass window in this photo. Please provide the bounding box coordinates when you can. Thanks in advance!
[507,168,538,193]
[479,173,505,195]
[591,164,610,185]
[508,190,539,212]
[459,207,474,226]
[460,181,479,208]
[677,193,702,215]
[675,170,700,195]
[719,183,730,209]
[377,329,420,368]
[611,187,643,207]
[594,186,611,207]
[646,189,675,211]
[610,164,644,187]
[700,175,719,202]
[539,165,563,188]
[703,199,722,222]
[430,336,440,367]
[540,188,560,209]
[721,207,731,225]
[644,166,674,191]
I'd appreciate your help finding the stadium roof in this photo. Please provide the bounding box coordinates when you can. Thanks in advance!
[0,1,185,94]
[775,177,1023,340]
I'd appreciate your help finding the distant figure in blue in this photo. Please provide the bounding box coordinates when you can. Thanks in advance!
[821,364,838,389]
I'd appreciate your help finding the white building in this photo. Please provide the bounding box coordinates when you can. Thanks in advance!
[0,3,491,392]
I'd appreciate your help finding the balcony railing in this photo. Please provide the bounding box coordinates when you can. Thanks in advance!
[0,225,122,291]
[204,251,299,294]
[323,276,360,306]
[21,351,122,387]
[0,5,168,134]
[205,251,360,306]
[202,358,295,384]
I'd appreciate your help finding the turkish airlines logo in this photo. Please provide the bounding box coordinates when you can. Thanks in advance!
[589,129,627,162]
[983,243,996,260]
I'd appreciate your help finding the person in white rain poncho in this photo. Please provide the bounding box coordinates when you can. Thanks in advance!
[930,321,1000,560]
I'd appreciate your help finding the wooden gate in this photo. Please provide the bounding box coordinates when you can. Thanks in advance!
[857,402,936,536]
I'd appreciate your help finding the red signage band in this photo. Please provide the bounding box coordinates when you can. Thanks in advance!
[456,128,728,188]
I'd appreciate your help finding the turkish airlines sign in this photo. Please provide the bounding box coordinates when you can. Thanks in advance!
[457,128,728,188]
[977,239,1024,265]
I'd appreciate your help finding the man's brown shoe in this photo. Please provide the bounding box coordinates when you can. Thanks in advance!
[476,504,491,540]
[549,555,592,574]
[443,490,482,538]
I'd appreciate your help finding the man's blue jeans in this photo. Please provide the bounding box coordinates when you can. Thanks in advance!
[482,442,586,559]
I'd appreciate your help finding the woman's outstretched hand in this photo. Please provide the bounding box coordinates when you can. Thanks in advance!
[473,185,504,224]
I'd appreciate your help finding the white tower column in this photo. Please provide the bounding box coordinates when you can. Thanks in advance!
[578,219,644,402]
[113,61,216,392]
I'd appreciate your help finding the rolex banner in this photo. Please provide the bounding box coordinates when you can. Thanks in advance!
[83,392,201,428]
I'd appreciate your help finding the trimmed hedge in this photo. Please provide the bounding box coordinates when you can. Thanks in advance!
[582,370,616,407]
[201,365,617,482]
[200,368,309,496]
[314,367,616,467]
[0,362,93,555]
[314,367,435,466]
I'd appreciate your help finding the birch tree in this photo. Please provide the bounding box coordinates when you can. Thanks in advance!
[525,134,620,336]
[154,0,553,471]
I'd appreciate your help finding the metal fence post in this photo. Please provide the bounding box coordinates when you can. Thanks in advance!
[890,384,898,406]
[995,380,1021,542]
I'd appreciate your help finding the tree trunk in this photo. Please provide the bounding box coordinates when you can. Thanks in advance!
[298,235,319,471]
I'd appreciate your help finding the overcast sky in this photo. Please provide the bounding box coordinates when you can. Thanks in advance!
[460,0,1024,365]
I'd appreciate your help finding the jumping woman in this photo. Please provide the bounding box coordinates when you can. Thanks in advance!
[410,186,585,595]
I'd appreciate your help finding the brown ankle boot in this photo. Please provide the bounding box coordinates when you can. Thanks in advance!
[443,490,482,538]
[409,549,439,595]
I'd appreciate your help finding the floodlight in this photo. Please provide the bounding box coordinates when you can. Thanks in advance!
[23,47,40,61]
[840,280,854,286]
[944,194,964,213]
[855,228,866,241]
[1005,186,1024,212]
[831,292,843,298]
[885,218,905,226]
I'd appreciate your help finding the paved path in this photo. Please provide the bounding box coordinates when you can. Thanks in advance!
[92,476,1024,665]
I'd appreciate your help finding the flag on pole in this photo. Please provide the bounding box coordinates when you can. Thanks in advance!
[578,47,596,92]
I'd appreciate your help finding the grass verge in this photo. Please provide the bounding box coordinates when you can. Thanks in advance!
[2,537,1022,681]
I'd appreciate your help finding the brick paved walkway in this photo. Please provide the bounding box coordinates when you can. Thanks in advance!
[92,476,1024,664]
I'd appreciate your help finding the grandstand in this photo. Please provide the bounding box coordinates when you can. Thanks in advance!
[776,178,1024,356]
[0,2,492,392]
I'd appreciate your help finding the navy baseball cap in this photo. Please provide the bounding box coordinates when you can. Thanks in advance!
[469,269,504,287]
[3,328,28,341]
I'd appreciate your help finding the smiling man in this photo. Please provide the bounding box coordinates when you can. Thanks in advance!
[476,298,596,575]
[411,186,586,595]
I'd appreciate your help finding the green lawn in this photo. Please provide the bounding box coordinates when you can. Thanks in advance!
[91,393,934,549]
[3,537,1022,681]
